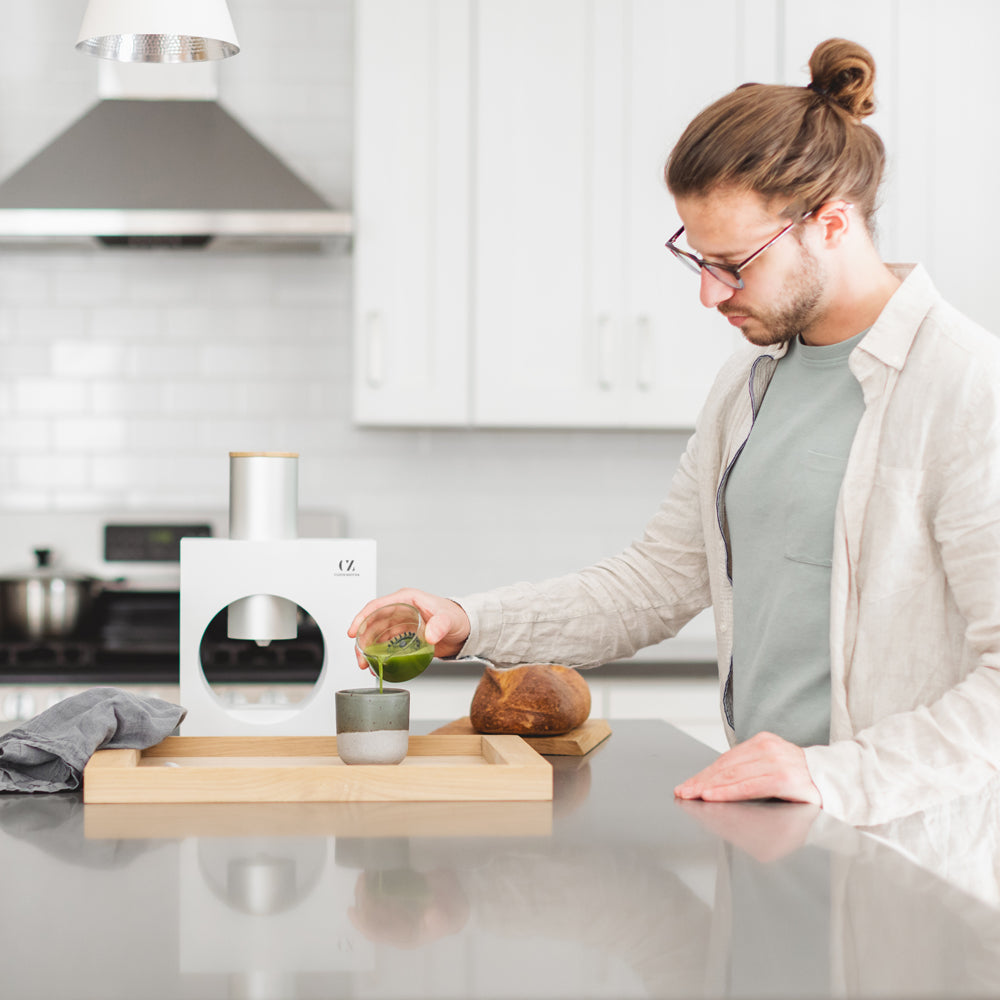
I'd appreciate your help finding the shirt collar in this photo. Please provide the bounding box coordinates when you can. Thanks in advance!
[854,263,938,372]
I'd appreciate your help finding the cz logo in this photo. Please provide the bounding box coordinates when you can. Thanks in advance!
[338,559,356,573]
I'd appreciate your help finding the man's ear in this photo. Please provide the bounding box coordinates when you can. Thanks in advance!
[812,200,852,248]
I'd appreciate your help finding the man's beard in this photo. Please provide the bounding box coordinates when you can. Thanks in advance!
[720,243,825,347]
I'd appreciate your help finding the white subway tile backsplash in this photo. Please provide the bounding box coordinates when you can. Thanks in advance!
[237,381,319,418]
[13,379,89,414]
[92,454,224,493]
[2,342,51,376]
[50,491,116,512]
[0,488,49,512]
[125,417,203,452]
[272,265,344,306]
[126,344,200,378]
[53,417,127,453]
[198,344,275,380]
[51,341,127,378]
[0,265,49,303]
[12,306,87,340]
[90,307,163,340]
[161,307,228,341]
[1,418,50,452]
[91,380,164,415]
[194,268,277,305]
[200,417,297,453]
[161,381,249,416]
[53,269,125,306]
[14,454,88,489]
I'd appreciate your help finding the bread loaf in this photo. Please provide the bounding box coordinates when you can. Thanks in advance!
[469,664,591,735]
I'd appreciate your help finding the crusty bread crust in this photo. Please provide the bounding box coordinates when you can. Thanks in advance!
[469,664,591,735]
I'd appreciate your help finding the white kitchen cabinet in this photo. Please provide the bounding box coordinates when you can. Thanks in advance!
[878,0,995,331]
[473,0,770,428]
[354,0,773,429]
[353,0,472,425]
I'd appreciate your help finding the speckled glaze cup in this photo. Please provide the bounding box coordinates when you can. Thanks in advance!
[336,688,410,765]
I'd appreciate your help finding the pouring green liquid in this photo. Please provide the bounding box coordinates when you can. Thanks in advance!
[363,635,435,692]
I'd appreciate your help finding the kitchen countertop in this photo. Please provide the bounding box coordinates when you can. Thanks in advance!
[446,657,719,678]
[1,719,998,999]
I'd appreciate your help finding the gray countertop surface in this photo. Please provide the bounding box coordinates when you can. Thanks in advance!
[0,719,998,999]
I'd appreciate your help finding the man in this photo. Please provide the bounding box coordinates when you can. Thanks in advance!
[350,38,1000,826]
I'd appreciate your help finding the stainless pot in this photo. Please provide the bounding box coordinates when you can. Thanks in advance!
[0,548,101,640]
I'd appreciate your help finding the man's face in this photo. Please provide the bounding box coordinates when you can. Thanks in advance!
[674,188,828,347]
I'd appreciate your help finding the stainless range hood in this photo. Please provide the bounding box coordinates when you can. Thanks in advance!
[0,99,352,252]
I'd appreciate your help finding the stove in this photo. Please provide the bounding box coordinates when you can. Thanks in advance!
[0,509,346,722]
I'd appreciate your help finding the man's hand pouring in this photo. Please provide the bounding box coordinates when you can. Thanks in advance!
[348,588,472,668]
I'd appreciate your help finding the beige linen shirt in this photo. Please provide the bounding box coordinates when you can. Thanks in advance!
[459,264,1000,826]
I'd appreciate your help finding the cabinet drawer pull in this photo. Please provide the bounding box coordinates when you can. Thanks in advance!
[635,315,653,391]
[597,314,614,390]
[366,312,385,388]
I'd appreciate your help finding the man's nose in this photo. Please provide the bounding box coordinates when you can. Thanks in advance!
[700,269,736,309]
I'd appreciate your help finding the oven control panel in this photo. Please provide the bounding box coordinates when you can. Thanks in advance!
[104,523,212,563]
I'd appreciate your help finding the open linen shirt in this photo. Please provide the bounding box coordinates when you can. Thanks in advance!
[458,264,1000,827]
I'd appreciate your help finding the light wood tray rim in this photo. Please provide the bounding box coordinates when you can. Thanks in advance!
[83,734,553,804]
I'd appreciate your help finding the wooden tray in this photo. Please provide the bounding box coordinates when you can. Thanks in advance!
[84,799,553,840]
[430,717,612,756]
[83,734,552,805]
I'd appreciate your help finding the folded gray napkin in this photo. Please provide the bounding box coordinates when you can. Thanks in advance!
[0,686,186,794]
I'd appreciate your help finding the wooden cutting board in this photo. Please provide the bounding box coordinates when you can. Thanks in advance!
[430,717,611,756]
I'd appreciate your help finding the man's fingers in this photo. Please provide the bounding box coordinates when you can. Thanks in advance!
[674,732,820,804]
[424,615,452,645]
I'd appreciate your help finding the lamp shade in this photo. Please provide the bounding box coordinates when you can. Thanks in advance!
[76,0,240,62]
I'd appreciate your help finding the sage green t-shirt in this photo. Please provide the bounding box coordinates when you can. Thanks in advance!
[725,329,867,747]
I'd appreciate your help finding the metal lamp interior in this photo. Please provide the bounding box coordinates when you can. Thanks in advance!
[76,0,240,63]
[76,34,239,63]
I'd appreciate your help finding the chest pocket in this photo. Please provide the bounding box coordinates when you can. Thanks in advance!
[783,450,847,568]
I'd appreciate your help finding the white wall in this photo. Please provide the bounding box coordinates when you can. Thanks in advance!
[0,0,708,657]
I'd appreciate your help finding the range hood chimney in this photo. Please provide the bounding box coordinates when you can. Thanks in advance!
[0,66,351,252]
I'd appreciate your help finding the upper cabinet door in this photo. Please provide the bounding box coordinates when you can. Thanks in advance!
[471,0,629,427]
[622,1,775,427]
[353,0,471,426]
[471,0,774,429]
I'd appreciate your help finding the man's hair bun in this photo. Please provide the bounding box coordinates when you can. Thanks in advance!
[808,37,877,120]
[665,37,885,232]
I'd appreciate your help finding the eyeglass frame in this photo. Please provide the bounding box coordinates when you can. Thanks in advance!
[665,209,816,290]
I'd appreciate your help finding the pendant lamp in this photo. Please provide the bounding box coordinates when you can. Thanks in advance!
[76,0,240,63]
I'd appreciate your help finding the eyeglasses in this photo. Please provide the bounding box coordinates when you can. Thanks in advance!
[665,213,811,290]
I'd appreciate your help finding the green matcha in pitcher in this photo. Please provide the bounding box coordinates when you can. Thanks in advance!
[363,630,435,691]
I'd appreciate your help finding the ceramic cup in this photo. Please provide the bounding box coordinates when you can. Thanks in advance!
[336,687,410,765]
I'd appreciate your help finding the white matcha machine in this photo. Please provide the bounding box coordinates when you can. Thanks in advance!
[179,452,375,735]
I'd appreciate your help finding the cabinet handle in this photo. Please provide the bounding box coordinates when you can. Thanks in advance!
[635,315,653,391]
[365,311,385,388]
[596,314,614,390]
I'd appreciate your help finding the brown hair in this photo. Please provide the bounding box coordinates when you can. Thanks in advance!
[665,38,885,230]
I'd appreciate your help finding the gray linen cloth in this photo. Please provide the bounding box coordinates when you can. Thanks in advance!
[0,686,186,793]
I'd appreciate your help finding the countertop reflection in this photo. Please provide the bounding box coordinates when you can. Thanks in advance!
[0,720,997,999]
